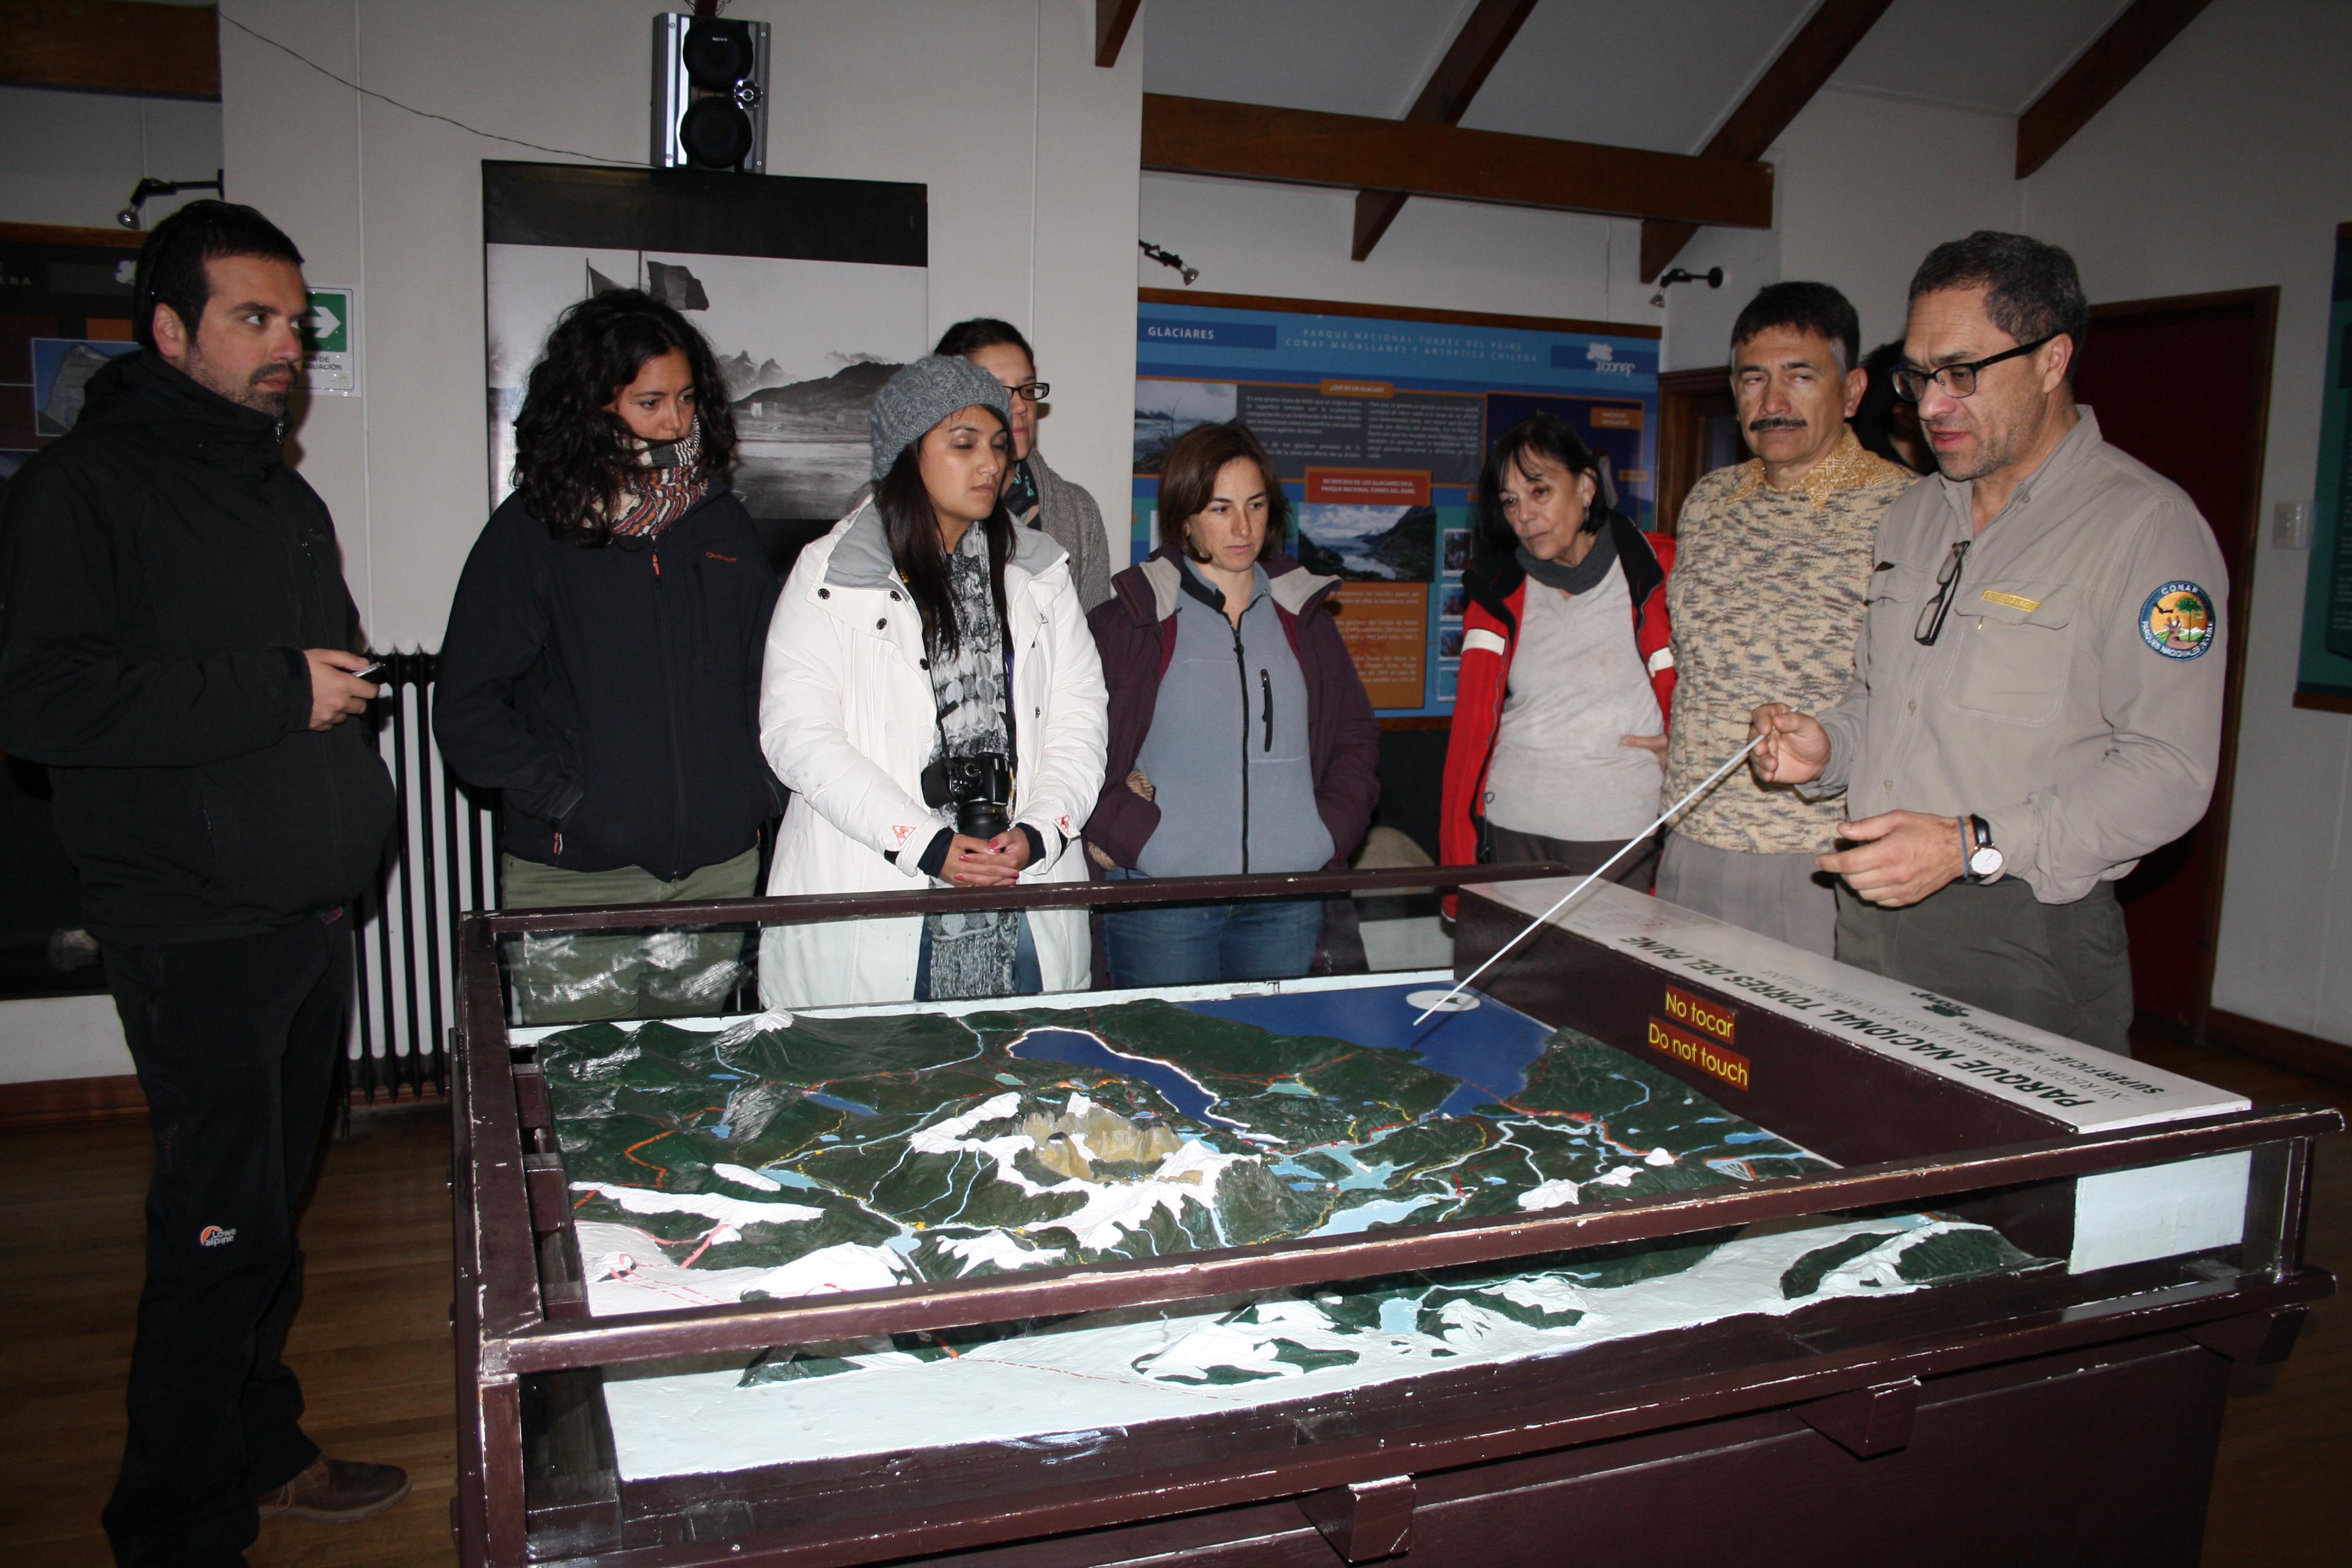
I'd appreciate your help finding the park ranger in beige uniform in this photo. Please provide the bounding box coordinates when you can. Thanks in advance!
[1752,232,2226,1056]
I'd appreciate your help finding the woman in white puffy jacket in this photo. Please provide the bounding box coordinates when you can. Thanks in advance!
[756,355,1107,1009]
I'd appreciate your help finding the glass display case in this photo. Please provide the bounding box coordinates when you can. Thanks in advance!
[448,866,2336,1566]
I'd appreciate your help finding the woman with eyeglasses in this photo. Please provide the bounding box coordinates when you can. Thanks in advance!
[1441,413,1676,896]
[436,290,780,1021]
[935,318,1113,610]
[1084,421,1379,987]
[755,354,1106,1010]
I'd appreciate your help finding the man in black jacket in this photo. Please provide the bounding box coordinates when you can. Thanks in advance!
[0,203,405,1566]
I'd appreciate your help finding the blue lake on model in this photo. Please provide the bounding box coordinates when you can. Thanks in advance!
[1185,981,1556,1118]
[1008,1029,1243,1128]
[1014,983,1558,1125]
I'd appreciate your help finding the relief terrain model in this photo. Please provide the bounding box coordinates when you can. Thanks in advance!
[538,982,2043,1471]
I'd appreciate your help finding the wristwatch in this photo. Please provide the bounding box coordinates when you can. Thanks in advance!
[1961,814,2004,884]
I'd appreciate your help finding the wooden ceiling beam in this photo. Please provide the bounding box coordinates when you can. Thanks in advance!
[0,0,220,101]
[1096,0,1143,69]
[1353,0,1540,262]
[2015,0,2212,178]
[1639,0,1893,281]
[1143,93,1774,231]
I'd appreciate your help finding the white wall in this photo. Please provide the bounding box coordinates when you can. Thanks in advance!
[1664,87,2024,371]
[2020,0,2352,1046]
[217,0,1142,651]
[0,84,222,232]
[0,995,131,1085]
[1775,88,2024,356]
[1137,174,1659,328]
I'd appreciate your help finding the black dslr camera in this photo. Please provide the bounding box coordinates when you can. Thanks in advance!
[922,751,1013,841]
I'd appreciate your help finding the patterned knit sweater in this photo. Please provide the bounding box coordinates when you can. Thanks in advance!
[1662,430,1919,854]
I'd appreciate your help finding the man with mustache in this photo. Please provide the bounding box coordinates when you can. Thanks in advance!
[1750,233,2227,1055]
[1656,283,1918,954]
[0,202,406,1563]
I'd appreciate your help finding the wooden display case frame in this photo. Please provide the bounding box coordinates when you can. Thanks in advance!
[449,867,2338,1566]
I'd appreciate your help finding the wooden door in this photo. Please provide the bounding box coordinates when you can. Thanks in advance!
[2069,290,2275,1031]
[1656,367,1742,535]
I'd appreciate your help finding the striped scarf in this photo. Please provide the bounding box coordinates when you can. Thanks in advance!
[606,419,708,539]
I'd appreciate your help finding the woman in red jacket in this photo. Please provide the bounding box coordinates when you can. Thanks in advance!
[1440,412,1676,890]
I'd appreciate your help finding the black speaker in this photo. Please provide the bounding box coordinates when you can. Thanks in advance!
[652,11,769,174]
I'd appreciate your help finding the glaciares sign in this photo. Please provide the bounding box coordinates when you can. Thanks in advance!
[1139,317,1277,351]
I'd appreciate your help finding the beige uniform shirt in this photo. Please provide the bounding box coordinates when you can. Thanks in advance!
[1665,430,1917,853]
[1812,408,2227,904]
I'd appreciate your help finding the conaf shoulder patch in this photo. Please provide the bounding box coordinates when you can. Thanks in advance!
[2139,581,2215,660]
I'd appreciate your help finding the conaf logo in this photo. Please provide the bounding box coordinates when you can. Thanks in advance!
[1584,342,1635,377]
[199,1224,237,1247]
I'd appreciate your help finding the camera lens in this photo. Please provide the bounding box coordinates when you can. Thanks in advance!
[956,800,1011,841]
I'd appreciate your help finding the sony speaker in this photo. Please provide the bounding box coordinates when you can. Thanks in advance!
[652,11,769,174]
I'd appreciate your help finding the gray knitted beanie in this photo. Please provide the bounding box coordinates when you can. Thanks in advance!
[868,354,1013,479]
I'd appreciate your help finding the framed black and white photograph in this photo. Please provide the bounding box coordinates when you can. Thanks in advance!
[482,162,928,546]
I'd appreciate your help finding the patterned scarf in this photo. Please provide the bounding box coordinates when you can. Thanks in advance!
[606,419,708,539]
[923,523,1021,1000]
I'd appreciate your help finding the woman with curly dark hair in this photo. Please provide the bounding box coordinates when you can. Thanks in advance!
[436,289,780,1021]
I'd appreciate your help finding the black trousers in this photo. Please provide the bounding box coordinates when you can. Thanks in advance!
[1834,878,2134,1056]
[100,912,351,1568]
[1486,824,1662,890]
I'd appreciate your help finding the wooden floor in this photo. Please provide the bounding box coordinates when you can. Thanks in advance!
[6,1105,456,1567]
[5,1037,2347,1566]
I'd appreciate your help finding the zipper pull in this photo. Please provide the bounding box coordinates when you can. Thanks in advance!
[1260,670,1272,751]
[652,550,662,579]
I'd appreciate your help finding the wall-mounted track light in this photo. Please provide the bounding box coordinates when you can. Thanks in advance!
[1139,240,1198,286]
[117,171,225,229]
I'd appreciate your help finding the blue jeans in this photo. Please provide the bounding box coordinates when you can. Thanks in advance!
[1101,897,1322,988]
[914,912,1042,1002]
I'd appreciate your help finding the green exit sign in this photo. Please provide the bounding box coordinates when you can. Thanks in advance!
[300,285,358,396]
[302,289,350,353]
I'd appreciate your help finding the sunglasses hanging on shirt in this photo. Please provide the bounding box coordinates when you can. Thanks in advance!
[1915,540,1971,646]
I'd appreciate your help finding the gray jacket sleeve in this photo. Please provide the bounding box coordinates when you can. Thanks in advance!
[1981,496,2227,900]
[1033,450,1115,611]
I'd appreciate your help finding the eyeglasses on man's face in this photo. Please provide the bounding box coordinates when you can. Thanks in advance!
[1892,335,2057,402]
[1008,381,1050,403]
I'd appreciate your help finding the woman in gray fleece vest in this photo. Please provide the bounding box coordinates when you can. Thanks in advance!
[1085,422,1380,987]
[935,317,1112,610]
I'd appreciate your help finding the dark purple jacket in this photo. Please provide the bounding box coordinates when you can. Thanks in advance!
[1085,547,1379,871]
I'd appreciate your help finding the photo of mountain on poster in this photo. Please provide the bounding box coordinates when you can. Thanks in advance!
[1132,378,1238,472]
[1294,503,1436,581]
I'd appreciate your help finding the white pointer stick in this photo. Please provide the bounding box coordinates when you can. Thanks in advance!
[1412,733,1768,1026]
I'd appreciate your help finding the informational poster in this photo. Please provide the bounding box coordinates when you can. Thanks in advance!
[482,162,927,531]
[30,336,139,436]
[2296,221,2352,709]
[1132,292,1659,717]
